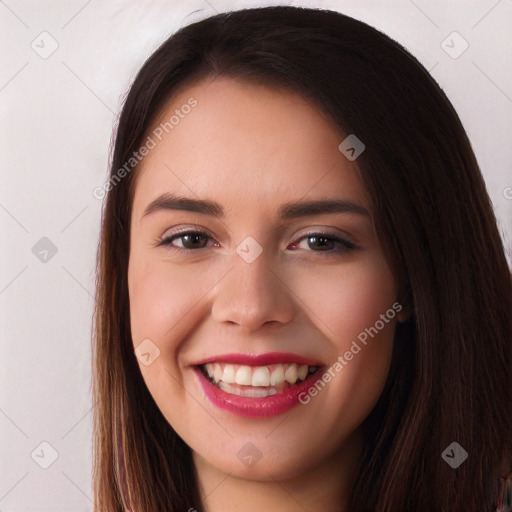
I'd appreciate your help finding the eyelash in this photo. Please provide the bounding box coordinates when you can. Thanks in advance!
[157,229,358,255]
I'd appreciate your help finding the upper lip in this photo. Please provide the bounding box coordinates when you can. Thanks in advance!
[193,352,324,367]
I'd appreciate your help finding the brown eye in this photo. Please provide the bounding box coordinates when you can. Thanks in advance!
[159,231,212,250]
[305,235,337,251]
[289,232,357,254]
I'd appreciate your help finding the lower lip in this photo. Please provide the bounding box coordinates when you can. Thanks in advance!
[194,366,325,418]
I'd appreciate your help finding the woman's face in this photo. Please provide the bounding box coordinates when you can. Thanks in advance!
[128,76,405,481]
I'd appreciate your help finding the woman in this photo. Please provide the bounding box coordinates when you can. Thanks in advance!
[92,6,512,511]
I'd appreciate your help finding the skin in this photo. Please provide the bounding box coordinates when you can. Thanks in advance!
[127,76,407,511]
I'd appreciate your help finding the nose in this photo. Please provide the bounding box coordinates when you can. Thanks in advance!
[211,248,295,332]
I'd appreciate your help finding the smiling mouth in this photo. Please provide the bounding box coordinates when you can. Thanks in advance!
[198,362,320,398]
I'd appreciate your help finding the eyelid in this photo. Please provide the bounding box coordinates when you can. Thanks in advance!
[292,226,356,244]
[288,229,358,253]
[159,224,216,240]
[158,225,356,244]
[157,224,360,254]
[157,226,216,250]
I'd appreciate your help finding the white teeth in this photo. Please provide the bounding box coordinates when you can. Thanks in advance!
[297,364,308,380]
[284,364,298,384]
[252,366,270,387]
[218,381,278,397]
[235,365,252,386]
[270,365,285,386]
[213,363,223,382]
[203,362,316,388]
[205,363,214,378]
[223,365,236,384]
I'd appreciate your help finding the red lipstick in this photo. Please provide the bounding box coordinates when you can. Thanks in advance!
[194,351,323,367]
[193,352,325,418]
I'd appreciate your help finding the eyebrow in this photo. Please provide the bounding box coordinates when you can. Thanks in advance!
[142,192,370,220]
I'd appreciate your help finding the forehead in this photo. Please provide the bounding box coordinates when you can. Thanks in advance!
[132,76,370,218]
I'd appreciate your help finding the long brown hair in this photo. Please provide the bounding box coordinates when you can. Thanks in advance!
[92,6,512,511]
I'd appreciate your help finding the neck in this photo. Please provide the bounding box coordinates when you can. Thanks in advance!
[193,428,364,512]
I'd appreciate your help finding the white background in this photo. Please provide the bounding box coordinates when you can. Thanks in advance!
[1,0,511,509]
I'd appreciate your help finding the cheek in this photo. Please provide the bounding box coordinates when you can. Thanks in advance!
[127,257,210,414]
[128,257,207,348]
[290,256,398,347]
[289,255,397,414]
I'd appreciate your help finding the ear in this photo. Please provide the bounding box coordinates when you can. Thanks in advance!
[396,304,412,323]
